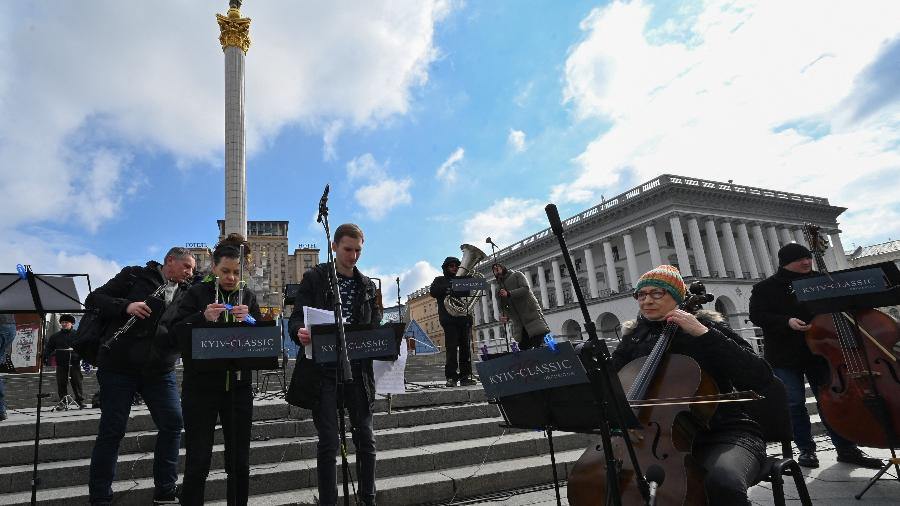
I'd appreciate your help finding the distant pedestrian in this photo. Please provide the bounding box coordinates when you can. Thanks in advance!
[45,314,86,408]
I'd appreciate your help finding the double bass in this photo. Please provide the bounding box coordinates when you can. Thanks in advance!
[568,282,731,506]
[801,224,900,448]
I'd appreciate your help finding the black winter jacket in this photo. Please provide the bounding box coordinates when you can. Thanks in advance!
[749,268,816,369]
[85,262,189,376]
[287,263,383,409]
[45,329,80,365]
[612,311,773,456]
[165,279,262,389]
[429,266,473,326]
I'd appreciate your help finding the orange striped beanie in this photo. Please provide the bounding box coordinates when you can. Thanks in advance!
[635,265,687,303]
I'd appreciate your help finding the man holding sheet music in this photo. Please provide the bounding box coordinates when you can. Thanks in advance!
[288,223,383,506]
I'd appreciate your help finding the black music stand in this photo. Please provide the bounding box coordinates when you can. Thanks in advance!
[0,267,89,506]
[792,262,900,498]
[479,343,638,506]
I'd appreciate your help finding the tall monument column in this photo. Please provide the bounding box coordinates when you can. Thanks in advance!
[217,1,251,237]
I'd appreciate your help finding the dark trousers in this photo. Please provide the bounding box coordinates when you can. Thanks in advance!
[443,320,472,381]
[773,366,855,453]
[312,375,376,506]
[180,373,253,506]
[89,370,182,505]
[55,351,84,402]
[694,442,762,506]
[518,330,541,351]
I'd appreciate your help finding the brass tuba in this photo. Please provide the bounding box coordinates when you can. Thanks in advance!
[444,243,488,317]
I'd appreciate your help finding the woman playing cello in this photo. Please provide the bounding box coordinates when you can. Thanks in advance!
[609,266,773,505]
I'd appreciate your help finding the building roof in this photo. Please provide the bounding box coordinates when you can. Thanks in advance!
[847,239,900,259]
[487,173,842,266]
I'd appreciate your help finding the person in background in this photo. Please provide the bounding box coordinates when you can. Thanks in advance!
[45,314,86,408]
[0,314,16,421]
[492,263,550,350]
[749,243,883,469]
[430,257,476,387]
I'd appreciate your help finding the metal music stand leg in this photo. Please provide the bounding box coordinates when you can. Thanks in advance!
[545,428,562,506]
[855,450,900,499]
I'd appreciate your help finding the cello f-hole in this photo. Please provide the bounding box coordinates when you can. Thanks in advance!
[648,421,668,460]
[875,358,900,385]
[831,364,848,394]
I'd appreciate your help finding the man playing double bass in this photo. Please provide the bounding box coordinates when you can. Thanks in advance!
[749,243,884,469]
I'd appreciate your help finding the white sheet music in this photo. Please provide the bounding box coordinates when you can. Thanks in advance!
[302,306,337,359]
[374,334,407,395]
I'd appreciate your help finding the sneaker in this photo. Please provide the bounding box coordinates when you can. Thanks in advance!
[459,377,478,386]
[837,448,884,469]
[796,451,819,468]
[77,401,87,409]
[152,485,179,504]
[445,378,458,387]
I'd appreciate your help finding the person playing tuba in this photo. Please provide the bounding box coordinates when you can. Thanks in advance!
[430,252,482,387]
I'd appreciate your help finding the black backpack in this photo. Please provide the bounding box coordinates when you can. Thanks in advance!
[71,308,108,366]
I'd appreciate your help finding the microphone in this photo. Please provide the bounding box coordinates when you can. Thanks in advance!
[645,465,665,506]
[545,204,564,236]
[316,184,330,223]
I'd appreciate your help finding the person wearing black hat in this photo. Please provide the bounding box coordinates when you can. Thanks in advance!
[430,256,476,387]
[749,242,883,470]
[45,314,86,408]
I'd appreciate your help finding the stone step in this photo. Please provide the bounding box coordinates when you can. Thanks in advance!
[0,431,589,505]
[0,386,488,445]
[207,449,584,506]
[0,410,509,494]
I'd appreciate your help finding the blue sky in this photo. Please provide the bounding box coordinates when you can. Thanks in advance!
[2,0,899,303]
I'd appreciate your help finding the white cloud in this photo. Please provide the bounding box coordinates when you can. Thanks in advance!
[0,230,123,300]
[355,178,413,220]
[0,0,451,232]
[347,153,411,219]
[368,260,442,305]
[322,121,343,161]
[347,153,387,182]
[462,198,546,247]
[508,129,526,152]
[558,0,900,245]
[436,147,465,183]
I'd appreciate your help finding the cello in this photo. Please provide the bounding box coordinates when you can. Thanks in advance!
[568,282,742,506]
[801,224,900,448]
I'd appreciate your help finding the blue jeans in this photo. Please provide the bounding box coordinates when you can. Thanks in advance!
[0,319,15,415]
[773,366,855,453]
[88,369,183,504]
[312,375,376,506]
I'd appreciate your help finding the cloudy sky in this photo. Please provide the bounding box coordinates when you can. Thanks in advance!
[2,0,898,304]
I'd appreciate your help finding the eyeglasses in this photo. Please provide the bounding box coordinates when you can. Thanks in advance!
[633,289,667,301]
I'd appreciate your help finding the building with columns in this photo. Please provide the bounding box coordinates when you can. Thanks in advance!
[846,239,900,320]
[407,287,445,352]
[472,174,851,352]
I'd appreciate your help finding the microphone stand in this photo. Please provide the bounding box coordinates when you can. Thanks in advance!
[316,184,354,506]
[544,204,650,506]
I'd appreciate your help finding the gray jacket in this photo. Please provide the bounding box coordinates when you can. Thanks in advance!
[497,269,550,342]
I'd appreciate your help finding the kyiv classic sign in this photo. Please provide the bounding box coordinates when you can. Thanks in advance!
[191,326,281,360]
[475,342,589,398]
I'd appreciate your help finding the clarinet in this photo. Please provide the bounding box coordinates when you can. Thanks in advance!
[102,281,169,349]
